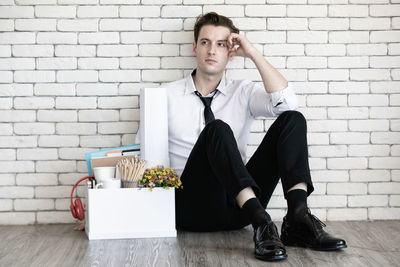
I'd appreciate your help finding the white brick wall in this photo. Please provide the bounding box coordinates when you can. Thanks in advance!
[0,1,399,224]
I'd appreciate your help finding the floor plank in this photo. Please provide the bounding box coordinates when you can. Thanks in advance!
[0,221,399,267]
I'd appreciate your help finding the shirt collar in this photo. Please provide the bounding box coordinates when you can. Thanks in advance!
[185,68,227,96]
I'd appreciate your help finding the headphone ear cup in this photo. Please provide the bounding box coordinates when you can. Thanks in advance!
[70,203,78,219]
[74,198,84,221]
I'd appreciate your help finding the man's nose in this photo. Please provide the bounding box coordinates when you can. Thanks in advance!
[208,43,216,55]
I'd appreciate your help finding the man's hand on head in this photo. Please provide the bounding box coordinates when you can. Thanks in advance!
[227,33,258,60]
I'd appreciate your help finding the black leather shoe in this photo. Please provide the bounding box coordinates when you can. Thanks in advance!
[280,209,347,251]
[253,220,287,261]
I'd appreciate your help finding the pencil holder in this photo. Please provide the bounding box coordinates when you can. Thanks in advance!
[121,179,138,188]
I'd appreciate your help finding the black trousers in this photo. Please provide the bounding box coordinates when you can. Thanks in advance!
[175,110,314,232]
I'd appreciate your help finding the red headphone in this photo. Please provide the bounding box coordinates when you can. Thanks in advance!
[70,175,94,221]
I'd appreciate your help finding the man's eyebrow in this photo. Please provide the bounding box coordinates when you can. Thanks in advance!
[199,38,227,42]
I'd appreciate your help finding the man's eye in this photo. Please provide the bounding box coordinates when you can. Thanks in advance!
[218,43,226,47]
[201,41,208,45]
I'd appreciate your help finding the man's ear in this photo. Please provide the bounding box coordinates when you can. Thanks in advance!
[192,41,197,56]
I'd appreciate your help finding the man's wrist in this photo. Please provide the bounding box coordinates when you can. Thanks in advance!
[248,48,263,62]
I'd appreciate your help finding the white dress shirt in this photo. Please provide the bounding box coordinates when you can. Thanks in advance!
[136,69,298,177]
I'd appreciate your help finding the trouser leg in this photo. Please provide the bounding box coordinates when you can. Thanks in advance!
[175,119,259,231]
[245,110,314,209]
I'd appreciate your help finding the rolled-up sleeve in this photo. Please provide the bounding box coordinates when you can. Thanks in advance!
[249,82,298,118]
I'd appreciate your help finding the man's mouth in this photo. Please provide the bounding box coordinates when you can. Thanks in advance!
[205,59,217,63]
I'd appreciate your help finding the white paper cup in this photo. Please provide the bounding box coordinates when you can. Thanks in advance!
[94,167,116,182]
[95,178,121,189]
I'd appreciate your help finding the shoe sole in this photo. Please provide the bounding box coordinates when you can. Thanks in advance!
[281,236,347,251]
[255,253,288,261]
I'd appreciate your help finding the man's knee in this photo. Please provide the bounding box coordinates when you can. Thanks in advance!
[206,119,233,135]
[279,110,306,127]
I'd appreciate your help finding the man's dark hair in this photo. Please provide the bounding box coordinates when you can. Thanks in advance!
[193,12,239,43]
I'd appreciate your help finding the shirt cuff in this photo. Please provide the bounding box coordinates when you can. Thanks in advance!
[270,83,294,107]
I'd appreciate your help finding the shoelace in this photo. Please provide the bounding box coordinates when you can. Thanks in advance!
[307,209,326,229]
[259,222,281,242]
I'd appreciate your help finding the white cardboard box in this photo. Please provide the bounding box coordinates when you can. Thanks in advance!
[85,187,177,240]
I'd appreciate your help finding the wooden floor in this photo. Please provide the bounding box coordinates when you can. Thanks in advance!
[0,221,399,267]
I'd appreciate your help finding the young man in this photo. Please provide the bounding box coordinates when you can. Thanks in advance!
[140,12,346,261]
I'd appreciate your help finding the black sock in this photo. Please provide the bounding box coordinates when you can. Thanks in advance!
[241,197,271,229]
[286,189,308,222]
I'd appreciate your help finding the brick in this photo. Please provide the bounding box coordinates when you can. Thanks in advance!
[328,56,369,68]
[370,4,400,16]
[329,82,369,94]
[14,97,55,109]
[0,58,34,70]
[371,107,400,119]
[56,97,97,109]
[232,18,266,30]
[0,32,35,45]
[371,132,400,144]
[78,58,119,70]
[79,32,119,44]
[122,134,136,146]
[34,83,75,96]
[120,6,160,17]
[327,157,368,169]
[16,173,57,186]
[98,122,138,134]
[287,4,327,17]
[38,135,79,147]
[56,123,96,135]
[391,94,400,106]
[59,147,95,160]
[37,58,77,70]
[121,32,161,44]
[36,160,76,173]
[331,132,370,144]
[369,208,400,220]
[268,18,308,31]
[17,148,58,160]
[55,45,96,57]
[391,145,400,156]
[0,124,12,135]
[59,0,97,3]
[349,120,389,131]
[0,71,12,83]
[309,145,347,157]
[287,56,327,68]
[16,0,57,5]
[309,18,349,30]
[79,110,119,122]
[307,133,329,145]
[369,157,400,169]
[119,83,158,96]
[309,157,326,170]
[0,149,16,161]
[350,169,390,182]
[120,57,160,69]
[0,6,34,18]
[0,98,12,109]
[204,5,244,17]
[328,107,369,119]
[99,19,140,31]
[244,5,284,17]
[246,31,286,44]
[0,213,35,225]
[97,45,139,57]
[0,161,34,173]
[307,120,347,132]
[97,96,139,108]
[329,5,368,17]
[162,31,193,44]
[14,71,55,83]
[139,44,179,56]
[0,20,14,32]
[15,199,54,211]
[37,32,77,44]
[80,135,121,147]
[347,44,387,56]
[351,18,390,30]
[390,195,400,206]
[0,174,15,186]
[296,82,328,95]
[349,195,388,207]
[99,70,140,82]
[37,211,76,224]
[349,144,390,157]
[142,70,183,82]
[389,43,400,55]
[370,31,400,43]
[15,19,56,31]
[142,0,180,3]
[392,170,400,181]
[37,110,77,122]
[288,31,327,44]
[120,109,140,121]
[14,123,55,135]
[327,208,367,221]
[0,110,36,122]
[0,45,11,57]
[371,56,400,68]
[392,120,400,131]
[35,6,76,18]
[0,136,37,148]
[142,18,182,31]
[161,57,196,69]
[263,44,304,56]
[310,170,349,182]
[329,31,369,43]
[0,200,12,211]
[327,182,367,194]
[76,83,118,96]
[35,185,71,198]
[309,69,348,81]
[77,6,118,18]
[308,195,347,208]
[57,70,98,82]
[58,19,98,32]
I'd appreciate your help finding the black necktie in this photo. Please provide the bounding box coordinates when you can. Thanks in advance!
[195,90,217,124]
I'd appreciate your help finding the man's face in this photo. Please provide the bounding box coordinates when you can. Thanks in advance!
[192,25,233,76]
